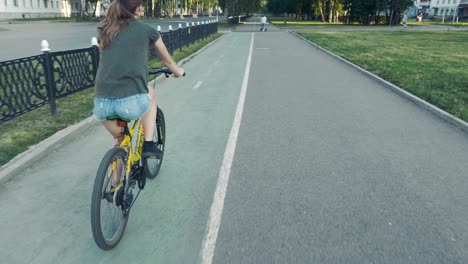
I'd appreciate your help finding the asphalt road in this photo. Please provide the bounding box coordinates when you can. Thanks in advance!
[1,24,467,264]
[212,29,468,264]
[0,17,217,61]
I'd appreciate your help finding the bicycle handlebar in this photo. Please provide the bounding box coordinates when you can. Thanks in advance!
[148,67,186,77]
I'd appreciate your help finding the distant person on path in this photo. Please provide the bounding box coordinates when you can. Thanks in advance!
[94,0,184,157]
[402,14,408,28]
[260,15,267,32]
[417,13,423,22]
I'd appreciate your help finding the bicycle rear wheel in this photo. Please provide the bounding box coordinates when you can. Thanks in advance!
[144,107,165,179]
[91,147,129,250]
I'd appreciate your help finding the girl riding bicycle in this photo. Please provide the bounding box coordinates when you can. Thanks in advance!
[93,0,184,157]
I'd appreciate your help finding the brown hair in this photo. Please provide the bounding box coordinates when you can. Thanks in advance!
[98,0,142,48]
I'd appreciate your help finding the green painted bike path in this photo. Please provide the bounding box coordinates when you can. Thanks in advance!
[0,33,251,264]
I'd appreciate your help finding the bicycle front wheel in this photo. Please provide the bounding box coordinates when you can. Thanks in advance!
[91,147,129,250]
[144,107,165,179]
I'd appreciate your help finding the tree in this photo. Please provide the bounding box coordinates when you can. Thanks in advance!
[267,0,294,16]
[221,0,262,16]
[314,0,327,22]
[265,0,414,26]
[88,0,98,17]
[387,0,414,26]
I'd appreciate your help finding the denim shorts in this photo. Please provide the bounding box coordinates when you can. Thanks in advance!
[93,93,151,121]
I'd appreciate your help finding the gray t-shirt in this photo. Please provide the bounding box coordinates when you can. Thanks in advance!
[95,19,160,99]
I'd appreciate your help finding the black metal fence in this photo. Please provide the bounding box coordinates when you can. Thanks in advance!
[152,22,218,57]
[0,22,218,123]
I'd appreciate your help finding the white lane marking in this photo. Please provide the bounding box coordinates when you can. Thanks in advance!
[193,81,203,90]
[200,33,255,264]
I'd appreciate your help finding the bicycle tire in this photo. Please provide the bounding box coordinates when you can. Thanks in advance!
[144,107,166,179]
[91,147,129,250]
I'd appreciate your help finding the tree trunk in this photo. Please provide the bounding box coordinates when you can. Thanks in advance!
[155,0,161,18]
[374,9,379,25]
[93,3,97,17]
[147,0,153,17]
[388,8,394,26]
[80,0,86,16]
[319,2,325,22]
[385,9,389,25]
[346,5,351,24]
[389,9,400,26]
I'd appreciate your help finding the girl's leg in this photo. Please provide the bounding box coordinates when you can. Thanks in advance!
[141,87,157,141]
[102,120,124,145]
[141,87,163,158]
[102,120,124,187]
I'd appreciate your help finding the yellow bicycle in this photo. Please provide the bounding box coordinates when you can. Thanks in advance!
[91,68,172,250]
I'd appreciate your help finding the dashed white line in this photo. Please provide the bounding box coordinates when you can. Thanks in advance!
[193,81,203,90]
[200,33,255,264]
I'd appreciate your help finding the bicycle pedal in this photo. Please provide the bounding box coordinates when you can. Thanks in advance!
[142,152,162,159]
[137,173,146,190]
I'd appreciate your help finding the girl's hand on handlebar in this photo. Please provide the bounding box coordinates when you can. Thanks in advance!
[172,67,185,78]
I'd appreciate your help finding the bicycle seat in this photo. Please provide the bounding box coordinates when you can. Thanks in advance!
[106,115,131,122]
[106,115,131,127]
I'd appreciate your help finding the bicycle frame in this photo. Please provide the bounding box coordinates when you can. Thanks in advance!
[120,119,145,173]
[109,119,145,209]
[105,67,174,209]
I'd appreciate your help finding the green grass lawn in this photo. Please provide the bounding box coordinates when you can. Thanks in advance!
[270,17,362,26]
[272,20,334,25]
[407,20,468,27]
[0,33,222,166]
[217,20,239,30]
[297,31,468,122]
[271,17,468,27]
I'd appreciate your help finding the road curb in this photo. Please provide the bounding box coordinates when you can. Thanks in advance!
[0,116,98,184]
[288,30,468,133]
[0,32,227,185]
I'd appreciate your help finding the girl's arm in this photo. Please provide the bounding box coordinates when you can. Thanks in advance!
[154,38,185,77]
